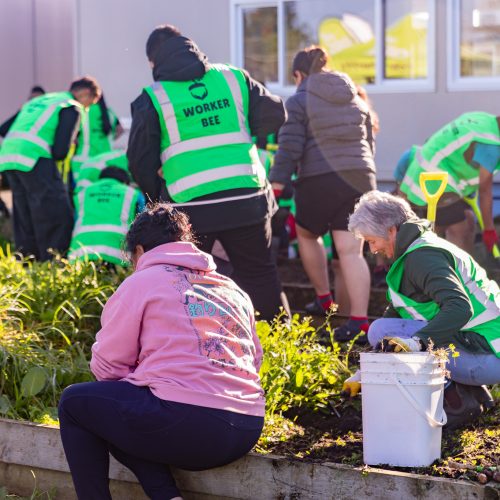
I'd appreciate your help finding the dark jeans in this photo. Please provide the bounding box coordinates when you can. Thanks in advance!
[58,381,264,500]
[198,218,289,321]
[5,158,73,260]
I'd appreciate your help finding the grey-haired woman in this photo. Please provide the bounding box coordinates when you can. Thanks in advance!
[348,190,499,428]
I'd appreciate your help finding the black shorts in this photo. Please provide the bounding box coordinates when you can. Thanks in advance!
[411,193,470,227]
[295,170,376,235]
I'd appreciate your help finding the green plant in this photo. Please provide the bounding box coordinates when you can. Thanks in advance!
[0,251,126,421]
[257,314,352,415]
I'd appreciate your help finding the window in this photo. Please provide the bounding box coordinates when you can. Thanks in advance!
[232,0,435,94]
[242,6,278,83]
[448,0,500,90]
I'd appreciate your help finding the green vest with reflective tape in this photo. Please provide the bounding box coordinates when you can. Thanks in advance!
[71,103,114,177]
[386,230,500,356]
[144,64,267,203]
[68,178,140,266]
[400,112,500,205]
[0,92,81,172]
[74,149,128,192]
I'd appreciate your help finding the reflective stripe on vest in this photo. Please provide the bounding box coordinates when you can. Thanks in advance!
[0,93,79,172]
[69,245,124,261]
[168,163,261,198]
[83,150,125,170]
[149,70,251,163]
[31,97,70,134]
[72,224,128,237]
[73,183,136,236]
[6,132,52,155]
[72,110,91,163]
[402,130,498,201]
[0,155,34,168]
[387,231,500,355]
[387,288,427,321]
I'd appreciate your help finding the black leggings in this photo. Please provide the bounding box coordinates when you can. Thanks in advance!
[58,381,264,499]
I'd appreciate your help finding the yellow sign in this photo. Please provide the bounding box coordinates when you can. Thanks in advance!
[318,13,428,84]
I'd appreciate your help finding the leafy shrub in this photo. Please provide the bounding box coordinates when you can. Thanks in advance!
[0,251,354,425]
[0,249,126,421]
[258,314,352,415]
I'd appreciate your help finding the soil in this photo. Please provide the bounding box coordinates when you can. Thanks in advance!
[260,397,500,484]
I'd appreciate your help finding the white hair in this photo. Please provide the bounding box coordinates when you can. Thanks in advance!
[348,190,417,238]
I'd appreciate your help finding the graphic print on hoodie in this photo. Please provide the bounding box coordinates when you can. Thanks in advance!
[167,264,257,374]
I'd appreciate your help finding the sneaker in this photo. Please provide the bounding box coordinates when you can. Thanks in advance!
[469,385,495,410]
[333,322,368,345]
[304,298,325,316]
[443,382,483,431]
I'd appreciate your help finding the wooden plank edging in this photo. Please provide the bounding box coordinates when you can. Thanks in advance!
[0,418,498,499]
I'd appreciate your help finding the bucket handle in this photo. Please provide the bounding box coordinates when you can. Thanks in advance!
[393,376,447,428]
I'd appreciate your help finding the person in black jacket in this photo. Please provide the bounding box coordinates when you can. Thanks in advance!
[0,78,101,260]
[0,86,46,139]
[128,24,289,321]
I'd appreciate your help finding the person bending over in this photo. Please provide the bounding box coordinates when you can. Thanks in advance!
[347,190,498,429]
[58,203,265,499]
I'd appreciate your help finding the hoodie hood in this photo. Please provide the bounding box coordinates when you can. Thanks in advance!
[136,241,216,272]
[299,71,357,104]
[152,36,209,82]
[394,219,433,259]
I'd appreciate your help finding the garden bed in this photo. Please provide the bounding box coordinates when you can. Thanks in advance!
[1,418,498,500]
[0,253,498,498]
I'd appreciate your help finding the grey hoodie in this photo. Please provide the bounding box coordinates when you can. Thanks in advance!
[269,71,376,185]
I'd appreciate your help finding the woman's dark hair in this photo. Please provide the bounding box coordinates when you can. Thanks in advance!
[69,76,102,100]
[30,85,45,95]
[146,24,182,61]
[126,202,195,253]
[292,46,328,76]
[97,94,112,135]
[99,166,130,185]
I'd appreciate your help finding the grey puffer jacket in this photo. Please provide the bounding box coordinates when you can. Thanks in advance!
[269,71,376,185]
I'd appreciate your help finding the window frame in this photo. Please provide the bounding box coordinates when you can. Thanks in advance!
[231,0,436,95]
[446,0,500,91]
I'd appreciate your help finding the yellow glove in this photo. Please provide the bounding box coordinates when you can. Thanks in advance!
[381,336,423,353]
[342,370,361,397]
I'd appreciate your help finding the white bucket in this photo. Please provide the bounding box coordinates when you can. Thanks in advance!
[360,352,446,467]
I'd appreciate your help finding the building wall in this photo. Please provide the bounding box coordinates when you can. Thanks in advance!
[74,0,231,118]
[370,0,500,179]
[1,0,499,181]
[0,0,74,120]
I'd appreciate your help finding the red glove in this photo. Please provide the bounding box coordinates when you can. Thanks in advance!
[482,229,499,252]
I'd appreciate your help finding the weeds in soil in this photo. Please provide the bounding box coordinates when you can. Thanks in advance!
[0,249,125,421]
[257,313,352,416]
[0,470,56,499]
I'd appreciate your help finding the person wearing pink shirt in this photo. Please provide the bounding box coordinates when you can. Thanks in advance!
[58,203,265,500]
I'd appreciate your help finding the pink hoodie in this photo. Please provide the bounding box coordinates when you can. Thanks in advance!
[90,242,265,416]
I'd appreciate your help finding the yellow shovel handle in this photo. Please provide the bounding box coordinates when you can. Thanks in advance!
[419,172,448,224]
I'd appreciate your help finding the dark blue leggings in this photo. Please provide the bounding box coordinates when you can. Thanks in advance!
[58,381,264,499]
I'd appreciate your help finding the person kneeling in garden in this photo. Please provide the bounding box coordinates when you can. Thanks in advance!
[68,166,144,267]
[58,203,265,500]
[346,190,498,429]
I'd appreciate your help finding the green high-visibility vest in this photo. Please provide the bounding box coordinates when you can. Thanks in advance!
[258,148,273,176]
[74,149,128,192]
[0,92,81,172]
[68,178,140,266]
[71,102,115,177]
[386,230,500,357]
[144,63,267,203]
[400,112,500,205]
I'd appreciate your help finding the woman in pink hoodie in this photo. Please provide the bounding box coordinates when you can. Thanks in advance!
[58,203,265,500]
